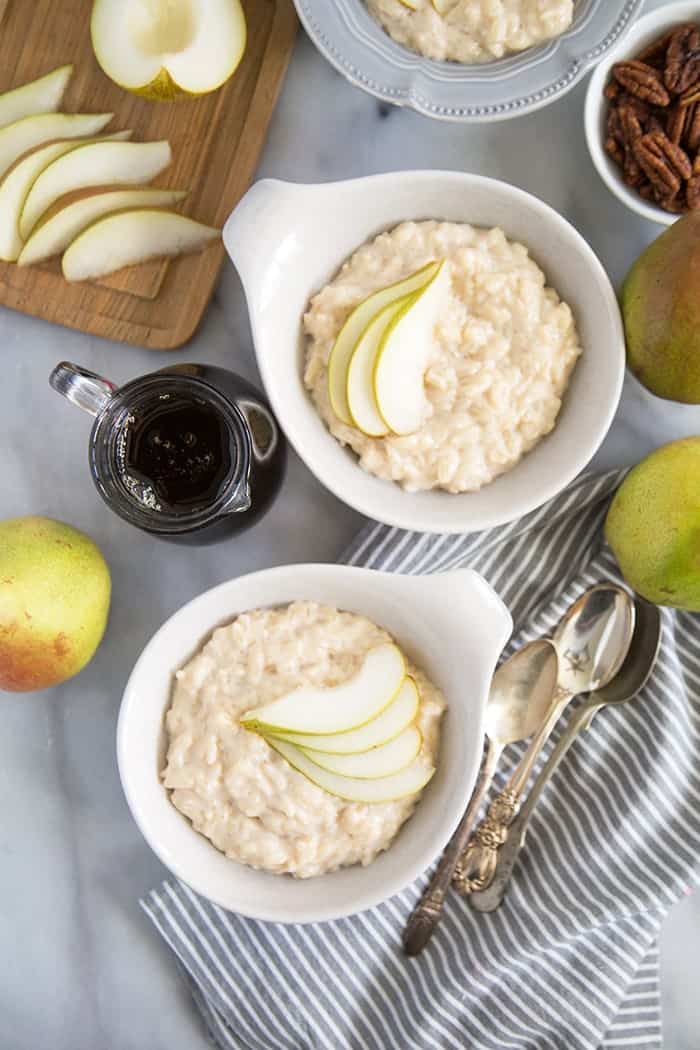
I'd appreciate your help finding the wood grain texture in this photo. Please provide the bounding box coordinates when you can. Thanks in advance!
[0,0,297,348]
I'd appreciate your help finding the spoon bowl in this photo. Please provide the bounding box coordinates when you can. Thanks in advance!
[485,639,560,747]
[554,584,636,695]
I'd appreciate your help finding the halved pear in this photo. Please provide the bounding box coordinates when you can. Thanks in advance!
[18,187,187,266]
[0,112,113,183]
[62,209,219,282]
[0,66,73,131]
[0,132,132,263]
[346,296,413,438]
[298,725,422,779]
[267,738,434,803]
[241,643,405,736]
[374,260,449,436]
[268,676,420,754]
[91,0,247,101]
[20,139,172,239]
[327,260,440,425]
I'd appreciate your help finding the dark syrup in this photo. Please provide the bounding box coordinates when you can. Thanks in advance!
[117,394,236,514]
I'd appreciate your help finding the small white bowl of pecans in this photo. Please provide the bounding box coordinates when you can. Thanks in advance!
[585,2,700,225]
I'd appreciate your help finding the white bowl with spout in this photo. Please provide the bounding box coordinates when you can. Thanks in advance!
[223,171,625,534]
[118,564,512,922]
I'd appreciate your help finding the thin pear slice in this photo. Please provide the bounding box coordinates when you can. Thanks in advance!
[268,676,419,754]
[18,187,187,266]
[0,132,132,262]
[328,260,440,425]
[91,0,247,101]
[0,112,113,183]
[267,738,434,803]
[241,643,405,736]
[299,725,422,779]
[346,296,413,437]
[20,139,171,239]
[374,261,449,436]
[0,66,73,131]
[62,209,219,282]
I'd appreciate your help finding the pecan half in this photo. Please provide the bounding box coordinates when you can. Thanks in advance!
[634,131,692,197]
[687,155,700,209]
[685,101,700,151]
[613,60,671,105]
[604,80,621,100]
[667,102,687,144]
[619,101,646,144]
[665,25,700,94]
[638,30,675,68]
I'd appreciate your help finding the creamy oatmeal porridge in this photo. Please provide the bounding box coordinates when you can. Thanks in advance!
[304,220,582,493]
[163,602,445,878]
[367,0,574,64]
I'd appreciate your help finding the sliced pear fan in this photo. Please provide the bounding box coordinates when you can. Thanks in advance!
[0,65,73,131]
[267,738,434,803]
[91,0,247,100]
[298,725,422,779]
[346,296,413,438]
[0,132,132,263]
[241,643,405,736]
[18,187,188,266]
[374,260,449,435]
[269,676,420,754]
[328,260,441,424]
[20,139,172,239]
[62,209,219,282]
[0,112,113,183]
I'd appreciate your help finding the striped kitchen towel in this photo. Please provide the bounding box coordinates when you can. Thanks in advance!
[142,470,700,1050]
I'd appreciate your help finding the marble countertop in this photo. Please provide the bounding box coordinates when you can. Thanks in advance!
[1,2,699,1046]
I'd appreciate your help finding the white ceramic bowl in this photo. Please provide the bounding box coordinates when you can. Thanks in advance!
[294,0,644,122]
[224,170,625,535]
[585,1,700,226]
[117,564,512,922]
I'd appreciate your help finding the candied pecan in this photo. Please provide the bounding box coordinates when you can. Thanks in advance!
[685,102,700,151]
[605,137,625,167]
[634,131,692,196]
[614,60,671,105]
[657,192,687,213]
[619,102,646,143]
[638,181,656,201]
[667,103,687,143]
[623,147,644,187]
[604,80,621,100]
[665,25,700,94]
[606,106,623,142]
[686,154,700,208]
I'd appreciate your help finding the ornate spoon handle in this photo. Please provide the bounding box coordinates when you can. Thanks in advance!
[403,741,500,956]
[453,689,570,897]
[468,698,602,912]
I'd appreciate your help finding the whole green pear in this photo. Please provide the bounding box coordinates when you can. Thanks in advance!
[622,211,700,403]
[0,516,111,692]
[605,438,700,611]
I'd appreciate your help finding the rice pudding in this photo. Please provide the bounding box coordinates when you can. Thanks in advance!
[366,0,574,64]
[163,602,445,878]
[304,220,582,494]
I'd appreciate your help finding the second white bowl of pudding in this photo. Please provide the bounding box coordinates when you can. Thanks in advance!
[224,171,625,533]
[118,564,512,922]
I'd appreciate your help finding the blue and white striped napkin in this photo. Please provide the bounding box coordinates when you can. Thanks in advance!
[142,471,700,1050]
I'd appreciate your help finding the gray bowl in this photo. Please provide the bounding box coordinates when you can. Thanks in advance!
[294,0,644,122]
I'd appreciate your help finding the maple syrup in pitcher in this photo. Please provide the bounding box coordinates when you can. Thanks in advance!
[50,362,286,544]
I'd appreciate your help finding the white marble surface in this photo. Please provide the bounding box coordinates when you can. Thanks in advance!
[1,2,699,1047]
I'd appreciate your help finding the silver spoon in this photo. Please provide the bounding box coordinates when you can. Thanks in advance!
[469,596,661,912]
[403,639,559,957]
[453,584,635,896]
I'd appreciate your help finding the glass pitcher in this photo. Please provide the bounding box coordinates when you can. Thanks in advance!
[50,361,287,544]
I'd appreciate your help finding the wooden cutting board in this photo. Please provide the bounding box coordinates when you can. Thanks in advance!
[0,0,297,349]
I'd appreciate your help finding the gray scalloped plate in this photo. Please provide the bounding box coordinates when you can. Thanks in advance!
[294,0,644,122]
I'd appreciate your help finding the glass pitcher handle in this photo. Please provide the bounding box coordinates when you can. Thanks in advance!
[49,362,118,417]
